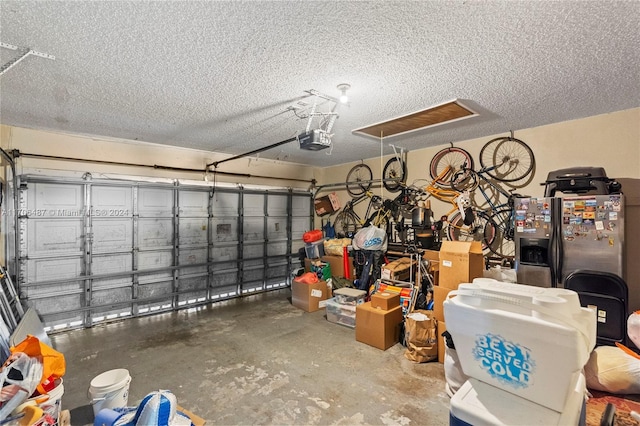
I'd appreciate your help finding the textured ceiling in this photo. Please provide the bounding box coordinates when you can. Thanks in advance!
[1,1,639,169]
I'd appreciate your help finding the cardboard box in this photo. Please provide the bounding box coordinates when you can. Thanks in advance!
[381,257,416,282]
[355,302,403,350]
[433,285,452,322]
[291,279,329,312]
[314,192,341,216]
[423,249,440,262]
[370,292,400,311]
[438,241,484,289]
[437,320,447,364]
[321,255,355,279]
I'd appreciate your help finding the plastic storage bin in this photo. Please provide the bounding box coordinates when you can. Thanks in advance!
[443,279,596,412]
[305,240,325,259]
[325,297,357,328]
[333,288,366,305]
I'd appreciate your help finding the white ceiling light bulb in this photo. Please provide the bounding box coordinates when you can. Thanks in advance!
[337,83,350,104]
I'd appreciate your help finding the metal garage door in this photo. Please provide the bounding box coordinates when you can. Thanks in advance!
[15,174,312,331]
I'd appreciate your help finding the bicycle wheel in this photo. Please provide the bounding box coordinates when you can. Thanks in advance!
[430,147,474,187]
[333,210,359,238]
[346,163,373,197]
[446,209,493,252]
[382,157,406,192]
[479,137,535,182]
[484,207,516,260]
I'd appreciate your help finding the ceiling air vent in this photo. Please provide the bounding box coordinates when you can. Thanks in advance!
[352,99,478,139]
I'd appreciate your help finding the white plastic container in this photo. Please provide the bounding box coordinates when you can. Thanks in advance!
[88,368,131,418]
[443,279,596,412]
[450,375,586,425]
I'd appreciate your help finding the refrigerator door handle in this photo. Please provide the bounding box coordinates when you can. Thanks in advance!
[549,198,556,287]
[555,198,564,287]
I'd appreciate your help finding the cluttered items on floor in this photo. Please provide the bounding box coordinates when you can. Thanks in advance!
[0,335,66,426]
[93,389,204,426]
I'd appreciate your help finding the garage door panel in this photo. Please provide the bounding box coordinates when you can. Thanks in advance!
[212,218,238,243]
[178,276,207,292]
[243,217,265,241]
[267,265,287,279]
[138,251,173,283]
[244,194,264,216]
[92,254,132,287]
[179,190,209,217]
[28,183,83,214]
[139,218,173,249]
[26,257,83,284]
[211,244,238,262]
[267,217,287,241]
[179,218,208,246]
[243,268,264,283]
[139,188,173,217]
[28,219,83,255]
[179,248,207,275]
[92,186,133,212]
[211,192,239,216]
[243,244,264,268]
[291,217,309,241]
[292,195,311,217]
[212,270,238,287]
[92,287,131,306]
[267,241,287,256]
[92,219,133,252]
[138,280,173,299]
[267,194,288,216]
[31,293,82,316]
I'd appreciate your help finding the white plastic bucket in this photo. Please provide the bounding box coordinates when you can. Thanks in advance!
[88,369,131,418]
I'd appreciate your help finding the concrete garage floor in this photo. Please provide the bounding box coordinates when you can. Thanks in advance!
[51,288,451,425]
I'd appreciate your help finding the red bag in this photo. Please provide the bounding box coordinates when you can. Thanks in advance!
[303,229,323,243]
[294,272,319,284]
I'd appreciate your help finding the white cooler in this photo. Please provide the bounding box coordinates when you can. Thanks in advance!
[443,279,596,422]
[449,375,586,426]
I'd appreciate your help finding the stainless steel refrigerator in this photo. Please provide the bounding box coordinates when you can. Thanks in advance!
[514,194,625,288]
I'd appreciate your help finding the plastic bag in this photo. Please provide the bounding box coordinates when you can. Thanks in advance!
[10,335,66,395]
[323,238,351,256]
[352,226,387,251]
[0,352,44,420]
[628,310,640,348]
[584,345,640,394]
[294,272,319,284]
[303,230,323,243]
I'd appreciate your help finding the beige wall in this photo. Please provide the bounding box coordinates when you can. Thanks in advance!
[0,125,319,189]
[317,107,640,224]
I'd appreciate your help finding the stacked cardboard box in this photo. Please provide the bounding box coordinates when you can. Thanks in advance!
[434,241,484,363]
